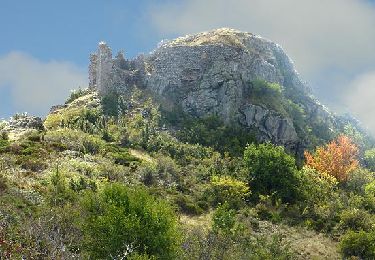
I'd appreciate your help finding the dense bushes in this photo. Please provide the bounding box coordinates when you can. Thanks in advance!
[365,148,375,172]
[44,129,106,155]
[244,142,301,203]
[340,230,375,259]
[162,111,256,156]
[81,184,180,259]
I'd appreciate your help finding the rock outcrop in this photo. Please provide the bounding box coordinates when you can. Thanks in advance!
[2,113,44,140]
[88,28,343,152]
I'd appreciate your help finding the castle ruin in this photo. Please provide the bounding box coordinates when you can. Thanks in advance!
[88,42,144,95]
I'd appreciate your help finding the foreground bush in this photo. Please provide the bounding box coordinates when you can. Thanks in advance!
[244,143,300,203]
[81,183,180,259]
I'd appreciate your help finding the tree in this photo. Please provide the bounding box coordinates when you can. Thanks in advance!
[243,142,300,203]
[304,135,359,182]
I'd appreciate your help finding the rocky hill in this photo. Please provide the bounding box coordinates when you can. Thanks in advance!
[88,28,366,156]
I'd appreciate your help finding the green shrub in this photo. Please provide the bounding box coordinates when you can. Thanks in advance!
[0,139,9,153]
[81,183,180,259]
[69,177,97,192]
[102,90,120,117]
[7,140,50,171]
[174,194,203,215]
[180,227,294,260]
[48,167,76,206]
[243,142,300,203]
[299,167,342,231]
[208,175,249,209]
[24,130,42,142]
[1,131,8,140]
[111,150,140,166]
[212,203,238,236]
[44,129,106,155]
[65,88,89,104]
[254,195,286,223]
[340,230,375,259]
[0,174,8,194]
[345,168,374,195]
[44,107,84,129]
[300,167,338,205]
[365,148,375,172]
[338,208,374,232]
[365,180,375,197]
[248,79,287,116]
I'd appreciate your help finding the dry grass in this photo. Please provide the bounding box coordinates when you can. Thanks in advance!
[166,28,249,48]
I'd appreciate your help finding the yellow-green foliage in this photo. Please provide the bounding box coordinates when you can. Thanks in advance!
[365,180,375,197]
[365,148,375,172]
[301,166,338,203]
[44,107,85,129]
[208,175,249,209]
[44,129,106,154]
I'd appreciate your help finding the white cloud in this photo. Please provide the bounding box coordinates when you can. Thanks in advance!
[0,52,87,117]
[345,71,375,135]
[148,0,375,77]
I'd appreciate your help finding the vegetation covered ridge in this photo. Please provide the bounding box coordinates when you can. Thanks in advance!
[1,86,375,259]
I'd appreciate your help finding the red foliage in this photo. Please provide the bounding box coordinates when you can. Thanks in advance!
[304,135,359,182]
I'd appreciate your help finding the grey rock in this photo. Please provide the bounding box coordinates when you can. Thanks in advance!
[5,114,44,131]
[240,104,298,147]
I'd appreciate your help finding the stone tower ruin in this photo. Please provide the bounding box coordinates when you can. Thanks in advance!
[88,42,144,95]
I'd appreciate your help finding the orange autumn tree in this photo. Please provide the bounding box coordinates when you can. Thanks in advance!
[304,135,359,182]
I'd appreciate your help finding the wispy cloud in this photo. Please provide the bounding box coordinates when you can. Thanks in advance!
[0,52,87,117]
[345,71,375,135]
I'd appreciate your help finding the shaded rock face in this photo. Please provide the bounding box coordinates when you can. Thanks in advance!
[89,28,337,151]
[240,104,298,146]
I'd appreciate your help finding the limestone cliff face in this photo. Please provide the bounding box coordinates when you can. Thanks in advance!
[89,28,340,151]
[144,29,308,118]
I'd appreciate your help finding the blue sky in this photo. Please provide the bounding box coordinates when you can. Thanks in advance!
[0,0,165,65]
[1,0,375,134]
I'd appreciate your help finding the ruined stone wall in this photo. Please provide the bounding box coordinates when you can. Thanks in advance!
[88,42,144,95]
